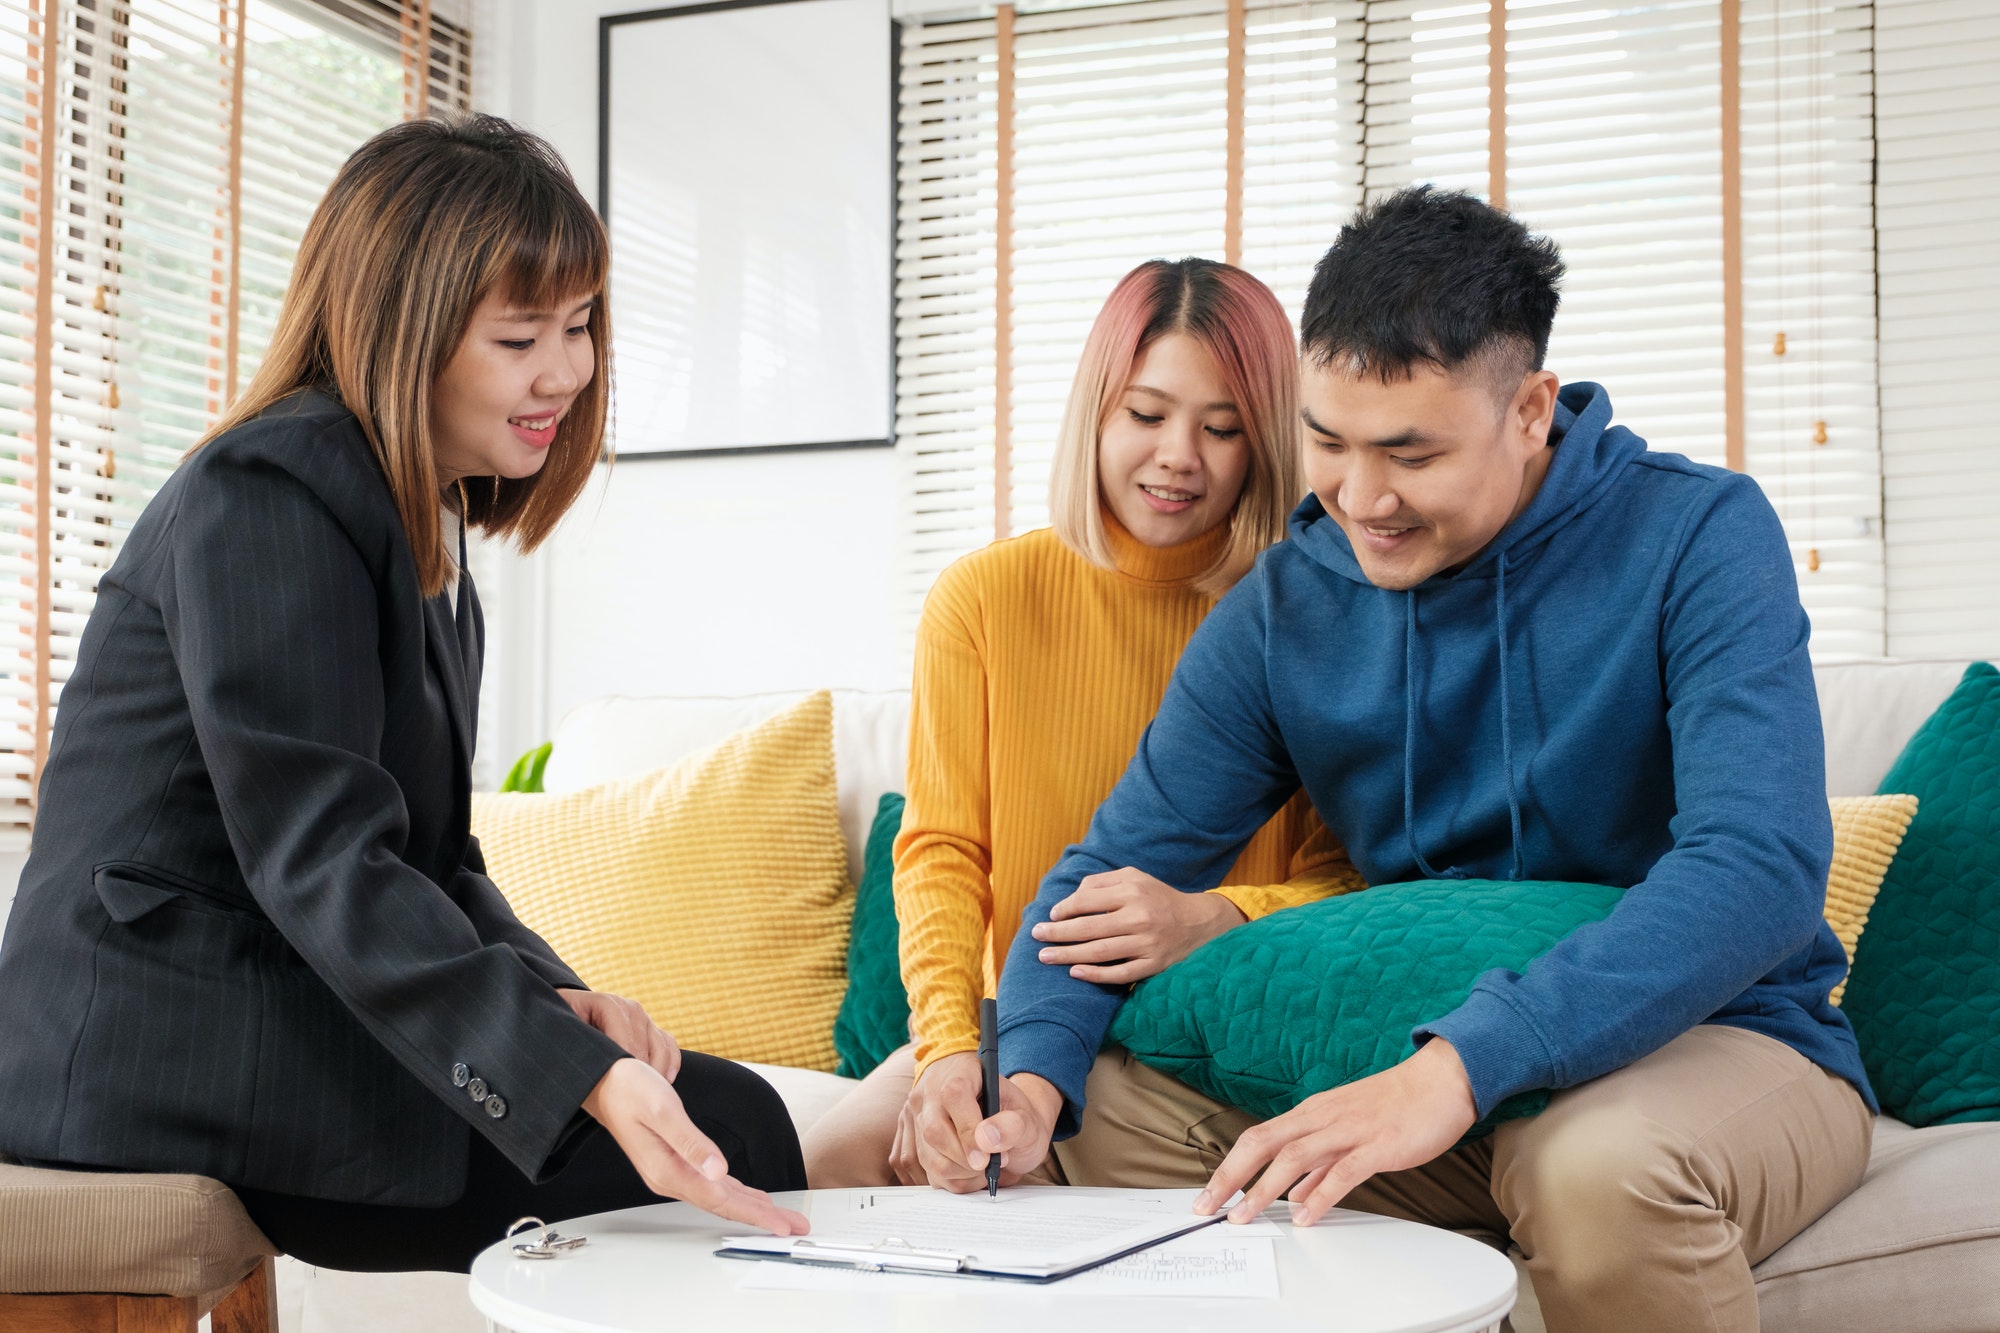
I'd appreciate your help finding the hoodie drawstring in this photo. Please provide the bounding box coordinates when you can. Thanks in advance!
[1403,592,1458,880]
[1496,551,1525,881]
[1402,558,1528,883]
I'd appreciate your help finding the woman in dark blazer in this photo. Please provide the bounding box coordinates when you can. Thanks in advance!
[0,114,808,1271]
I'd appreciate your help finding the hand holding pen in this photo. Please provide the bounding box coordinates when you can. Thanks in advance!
[980,997,1001,1199]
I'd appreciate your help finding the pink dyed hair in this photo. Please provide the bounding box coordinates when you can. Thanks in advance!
[1048,258,1302,594]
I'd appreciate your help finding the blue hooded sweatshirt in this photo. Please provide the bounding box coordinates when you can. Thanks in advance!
[997,382,1874,1132]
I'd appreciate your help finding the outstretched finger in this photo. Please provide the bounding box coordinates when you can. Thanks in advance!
[1049,880,1124,921]
[1286,1164,1332,1204]
[1039,934,1141,967]
[685,1172,810,1236]
[1066,957,1157,985]
[1196,1126,1281,1216]
[1234,1132,1340,1223]
[1291,1152,1373,1227]
[1033,910,1131,943]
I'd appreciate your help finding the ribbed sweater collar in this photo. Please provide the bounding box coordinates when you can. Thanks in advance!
[1101,507,1230,588]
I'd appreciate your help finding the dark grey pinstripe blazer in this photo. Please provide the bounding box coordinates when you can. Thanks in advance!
[0,389,624,1206]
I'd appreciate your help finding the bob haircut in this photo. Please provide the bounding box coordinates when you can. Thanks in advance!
[1048,258,1301,596]
[198,113,610,599]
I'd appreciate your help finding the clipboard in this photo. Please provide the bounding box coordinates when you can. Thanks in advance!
[716,1206,1225,1284]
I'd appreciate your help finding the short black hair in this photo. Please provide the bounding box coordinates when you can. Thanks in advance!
[1299,185,1564,389]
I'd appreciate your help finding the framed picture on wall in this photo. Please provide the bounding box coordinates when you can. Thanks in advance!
[599,0,893,458]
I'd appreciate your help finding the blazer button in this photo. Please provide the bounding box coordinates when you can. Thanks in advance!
[467,1077,488,1101]
[452,1063,470,1088]
[484,1095,507,1119]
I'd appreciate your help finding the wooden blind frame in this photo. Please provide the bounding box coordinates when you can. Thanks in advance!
[1486,0,1505,209]
[401,0,435,120]
[1720,0,1744,472]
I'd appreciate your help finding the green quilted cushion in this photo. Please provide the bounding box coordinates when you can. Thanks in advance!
[1108,879,1625,1133]
[1843,661,2000,1127]
[833,792,910,1079]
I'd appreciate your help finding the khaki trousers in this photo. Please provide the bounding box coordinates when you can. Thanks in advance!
[1049,1025,1872,1333]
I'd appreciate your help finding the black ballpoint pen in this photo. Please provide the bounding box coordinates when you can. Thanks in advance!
[979,997,1001,1200]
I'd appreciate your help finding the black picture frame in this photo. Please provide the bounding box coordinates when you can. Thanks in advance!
[596,0,900,462]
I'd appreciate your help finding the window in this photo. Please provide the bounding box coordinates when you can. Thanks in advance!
[1874,0,2000,659]
[0,0,467,838]
[893,1,1367,639]
[892,0,1889,660]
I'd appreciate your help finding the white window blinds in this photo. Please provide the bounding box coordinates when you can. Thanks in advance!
[1739,0,1882,659]
[893,0,1892,659]
[0,0,462,837]
[1875,0,2000,660]
[1360,0,1491,198]
[1501,0,1728,467]
[894,0,1368,643]
[895,14,1001,627]
[1241,4,1367,350]
[1364,0,1884,657]
[1007,2,1233,538]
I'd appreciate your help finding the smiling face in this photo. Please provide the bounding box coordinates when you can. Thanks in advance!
[1300,357,1560,589]
[1096,331,1255,549]
[430,288,598,488]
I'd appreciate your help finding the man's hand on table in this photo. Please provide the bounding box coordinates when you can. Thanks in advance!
[1195,1038,1479,1227]
[911,1065,1064,1191]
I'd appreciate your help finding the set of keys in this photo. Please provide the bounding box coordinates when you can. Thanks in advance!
[506,1215,590,1260]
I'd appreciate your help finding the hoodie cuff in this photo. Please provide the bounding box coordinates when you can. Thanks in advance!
[998,1019,1096,1141]
[1413,986,1559,1120]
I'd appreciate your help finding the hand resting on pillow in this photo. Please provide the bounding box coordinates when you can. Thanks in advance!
[1029,866,1248,985]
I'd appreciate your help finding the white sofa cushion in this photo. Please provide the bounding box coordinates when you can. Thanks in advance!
[1752,1118,2000,1333]
[1811,660,1972,798]
[544,689,911,885]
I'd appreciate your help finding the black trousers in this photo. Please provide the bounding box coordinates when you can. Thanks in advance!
[230,1052,805,1273]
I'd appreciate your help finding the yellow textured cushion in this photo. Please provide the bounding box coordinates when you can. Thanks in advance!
[1824,793,1919,1006]
[472,691,851,1071]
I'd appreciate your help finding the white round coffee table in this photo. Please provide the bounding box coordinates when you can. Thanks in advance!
[469,1187,1515,1333]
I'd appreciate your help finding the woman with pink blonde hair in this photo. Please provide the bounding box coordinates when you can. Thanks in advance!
[804,258,1361,1189]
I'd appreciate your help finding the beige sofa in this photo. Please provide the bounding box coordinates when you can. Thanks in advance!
[280,660,1999,1331]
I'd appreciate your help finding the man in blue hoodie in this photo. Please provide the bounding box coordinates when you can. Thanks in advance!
[935,189,1876,1330]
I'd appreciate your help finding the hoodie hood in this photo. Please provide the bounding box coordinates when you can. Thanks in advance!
[1283,381,1644,883]
[1289,380,1645,586]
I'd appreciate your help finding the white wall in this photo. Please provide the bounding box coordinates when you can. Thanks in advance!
[545,447,899,717]
[0,849,27,946]
[467,0,903,773]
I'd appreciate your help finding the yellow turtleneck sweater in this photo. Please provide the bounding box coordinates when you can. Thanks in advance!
[894,516,1362,1077]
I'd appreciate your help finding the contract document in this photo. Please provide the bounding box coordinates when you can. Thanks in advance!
[717,1187,1232,1284]
[733,1226,1281,1299]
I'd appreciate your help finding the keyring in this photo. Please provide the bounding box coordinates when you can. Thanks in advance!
[506,1215,590,1259]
